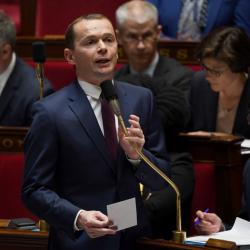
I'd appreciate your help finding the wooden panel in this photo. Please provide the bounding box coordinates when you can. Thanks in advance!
[0,126,28,152]
[136,238,238,250]
[0,230,238,250]
[179,133,246,225]
[0,228,48,250]
[15,36,199,65]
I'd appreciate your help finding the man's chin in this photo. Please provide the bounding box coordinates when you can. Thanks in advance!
[96,71,114,80]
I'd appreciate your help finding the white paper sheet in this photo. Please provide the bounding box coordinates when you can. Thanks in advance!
[241,139,250,148]
[107,197,137,231]
[186,217,250,246]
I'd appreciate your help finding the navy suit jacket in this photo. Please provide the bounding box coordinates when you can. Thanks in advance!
[0,56,54,126]
[22,80,170,250]
[147,0,250,38]
[189,71,250,138]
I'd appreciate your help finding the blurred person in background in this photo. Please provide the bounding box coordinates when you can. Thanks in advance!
[0,10,53,126]
[147,0,250,41]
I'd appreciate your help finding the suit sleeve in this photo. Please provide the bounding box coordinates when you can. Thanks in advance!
[144,152,194,218]
[21,102,80,237]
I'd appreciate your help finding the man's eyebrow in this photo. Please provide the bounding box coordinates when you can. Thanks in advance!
[82,33,115,39]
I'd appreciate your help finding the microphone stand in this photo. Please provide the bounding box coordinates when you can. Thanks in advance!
[32,41,46,100]
[110,99,186,244]
[35,63,44,100]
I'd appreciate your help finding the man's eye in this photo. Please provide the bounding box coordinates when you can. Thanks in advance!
[104,37,114,43]
[85,40,96,45]
[127,34,137,40]
[143,32,153,39]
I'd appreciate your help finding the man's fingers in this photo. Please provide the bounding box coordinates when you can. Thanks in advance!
[86,226,117,238]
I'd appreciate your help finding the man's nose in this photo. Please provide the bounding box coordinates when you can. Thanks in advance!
[137,39,146,49]
[97,40,107,52]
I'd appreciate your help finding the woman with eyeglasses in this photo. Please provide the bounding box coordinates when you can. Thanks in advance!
[188,26,250,138]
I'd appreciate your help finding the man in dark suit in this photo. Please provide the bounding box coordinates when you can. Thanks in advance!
[115,1,193,147]
[21,14,170,250]
[115,1,195,239]
[0,11,53,126]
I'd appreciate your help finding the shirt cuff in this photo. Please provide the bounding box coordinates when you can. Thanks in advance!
[127,155,141,166]
[74,209,85,231]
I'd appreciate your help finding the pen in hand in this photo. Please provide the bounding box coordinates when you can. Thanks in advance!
[194,208,209,226]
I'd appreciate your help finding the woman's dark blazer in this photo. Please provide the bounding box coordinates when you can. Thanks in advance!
[189,71,250,138]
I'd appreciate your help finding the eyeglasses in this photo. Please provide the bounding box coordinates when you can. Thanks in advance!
[123,31,156,44]
[201,63,228,77]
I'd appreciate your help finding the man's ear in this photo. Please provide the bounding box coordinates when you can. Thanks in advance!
[1,43,12,60]
[64,48,75,65]
[156,25,162,40]
[115,29,123,45]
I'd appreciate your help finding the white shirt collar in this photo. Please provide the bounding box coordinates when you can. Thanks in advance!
[130,52,159,77]
[77,79,102,100]
[0,52,16,95]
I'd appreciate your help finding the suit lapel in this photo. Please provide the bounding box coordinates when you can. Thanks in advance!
[233,77,250,135]
[114,81,133,180]
[67,81,116,171]
[0,67,19,120]
[153,56,170,76]
[206,87,218,131]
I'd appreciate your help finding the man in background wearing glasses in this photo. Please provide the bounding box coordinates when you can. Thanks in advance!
[115,0,195,239]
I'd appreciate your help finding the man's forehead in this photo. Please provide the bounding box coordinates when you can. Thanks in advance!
[74,18,115,35]
[123,19,156,32]
[125,25,156,35]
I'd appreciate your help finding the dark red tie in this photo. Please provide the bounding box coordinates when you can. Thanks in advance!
[101,97,118,162]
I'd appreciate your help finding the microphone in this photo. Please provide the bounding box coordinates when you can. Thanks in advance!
[100,80,186,243]
[32,41,46,99]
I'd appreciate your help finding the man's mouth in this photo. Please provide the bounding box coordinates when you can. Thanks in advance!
[95,58,110,64]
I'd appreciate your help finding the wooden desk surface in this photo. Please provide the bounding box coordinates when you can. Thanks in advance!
[0,230,238,250]
[137,238,239,250]
[0,228,48,250]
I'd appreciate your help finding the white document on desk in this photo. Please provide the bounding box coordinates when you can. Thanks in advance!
[107,197,137,231]
[241,139,250,148]
[186,217,250,246]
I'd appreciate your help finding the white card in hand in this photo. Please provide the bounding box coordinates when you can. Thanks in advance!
[107,197,137,231]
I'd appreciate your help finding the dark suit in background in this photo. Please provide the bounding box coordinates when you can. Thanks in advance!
[116,55,193,146]
[0,56,54,126]
[22,80,170,250]
[147,0,250,39]
[189,71,250,138]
